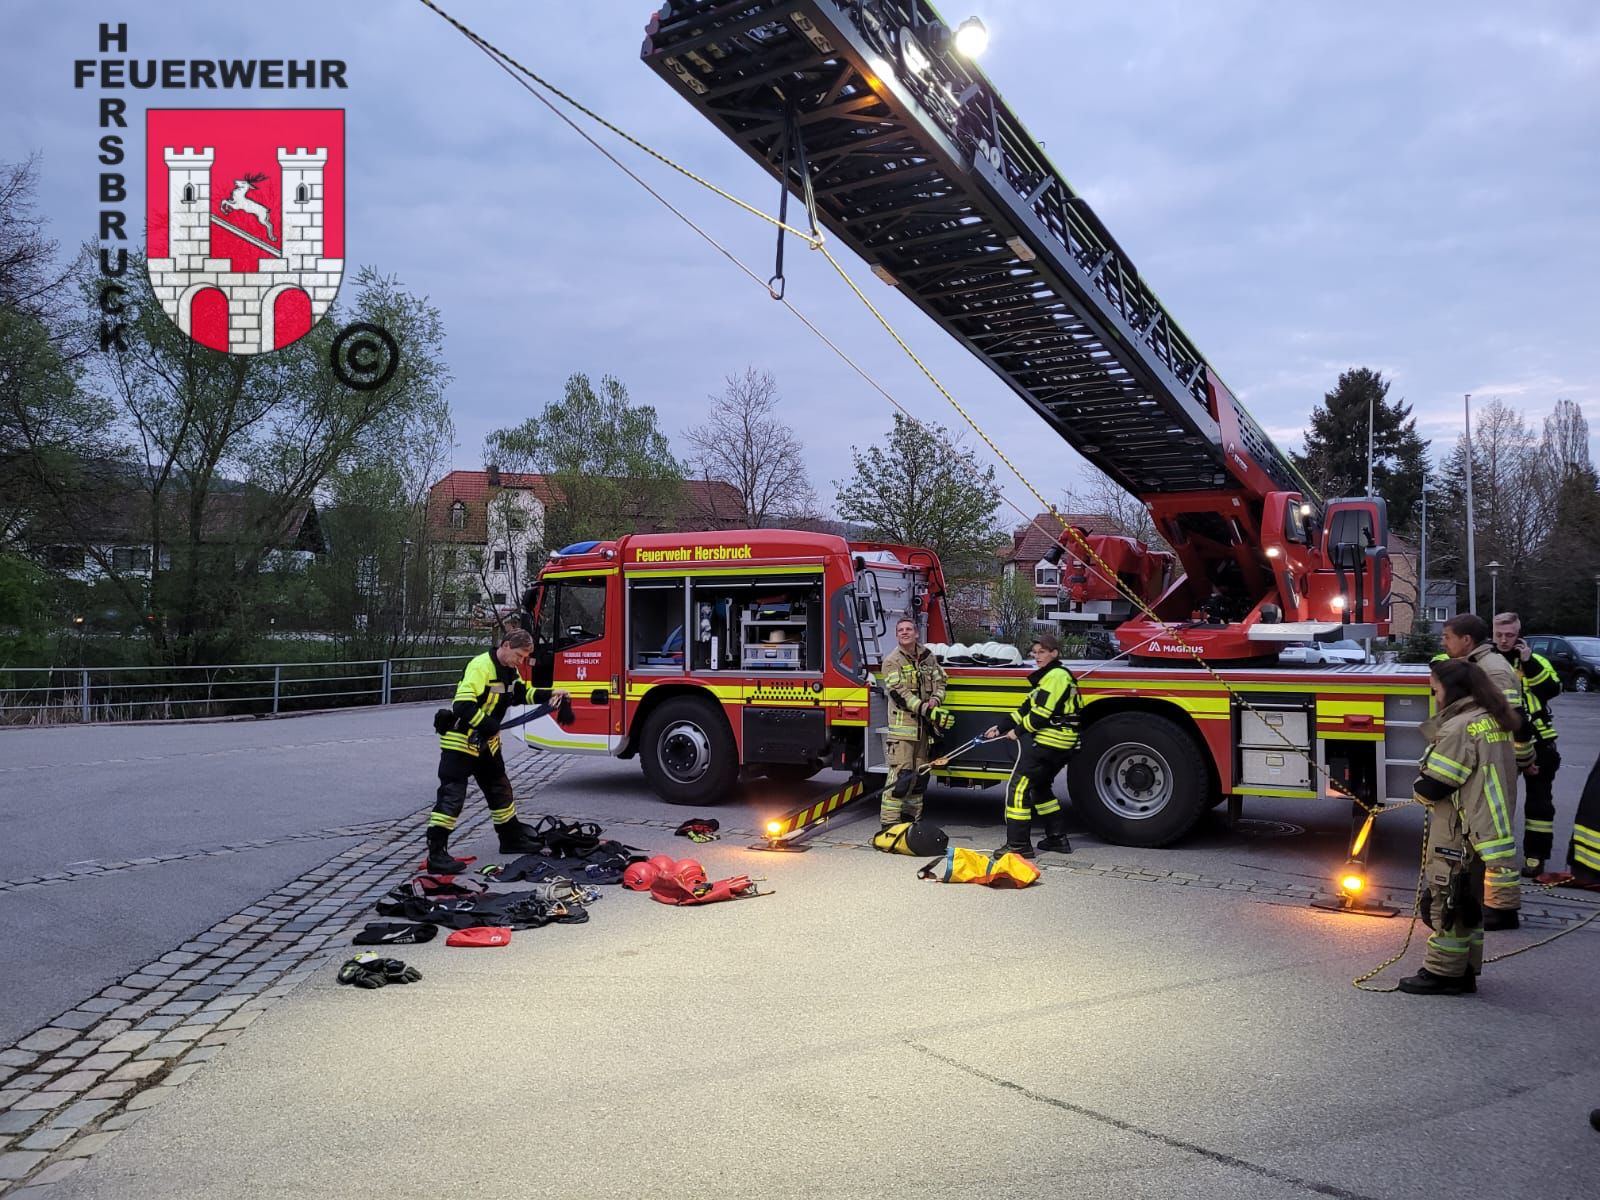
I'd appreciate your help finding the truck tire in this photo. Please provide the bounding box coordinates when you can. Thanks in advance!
[1067,711,1210,847]
[640,696,738,805]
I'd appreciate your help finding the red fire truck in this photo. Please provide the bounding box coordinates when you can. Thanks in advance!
[522,530,953,802]
[519,0,1436,847]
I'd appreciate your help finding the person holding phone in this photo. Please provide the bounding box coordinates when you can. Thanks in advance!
[1493,612,1562,879]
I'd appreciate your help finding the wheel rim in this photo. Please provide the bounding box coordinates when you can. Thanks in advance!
[1093,741,1174,820]
[659,720,712,784]
[1578,675,1592,692]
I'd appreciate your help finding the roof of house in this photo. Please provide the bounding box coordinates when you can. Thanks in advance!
[22,462,323,553]
[426,470,747,542]
[1001,513,1124,565]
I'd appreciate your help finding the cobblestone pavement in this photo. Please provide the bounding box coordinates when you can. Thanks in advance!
[0,752,570,1194]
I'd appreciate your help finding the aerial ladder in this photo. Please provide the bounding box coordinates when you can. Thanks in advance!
[642,0,1392,663]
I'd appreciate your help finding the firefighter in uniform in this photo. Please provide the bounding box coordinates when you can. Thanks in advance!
[425,630,568,874]
[984,633,1079,858]
[1400,656,1522,994]
[879,615,952,829]
[1550,760,1600,889]
[1492,613,1562,878]
[1440,613,1534,928]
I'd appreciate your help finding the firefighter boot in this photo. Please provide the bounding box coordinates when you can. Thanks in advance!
[994,818,1037,860]
[425,828,470,876]
[1397,968,1476,996]
[1036,814,1073,855]
[1520,857,1545,879]
[495,817,546,856]
[1482,908,1520,931]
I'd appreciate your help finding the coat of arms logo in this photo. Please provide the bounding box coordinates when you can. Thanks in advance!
[145,108,344,355]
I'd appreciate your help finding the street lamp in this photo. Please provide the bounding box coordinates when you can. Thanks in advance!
[1593,574,1600,638]
[1486,561,1501,616]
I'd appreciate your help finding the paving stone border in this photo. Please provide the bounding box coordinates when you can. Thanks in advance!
[0,751,570,1196]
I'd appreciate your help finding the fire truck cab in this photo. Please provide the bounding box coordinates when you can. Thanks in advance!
[522,530,949,802]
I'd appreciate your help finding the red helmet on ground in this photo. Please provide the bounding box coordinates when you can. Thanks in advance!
[646,854,676,874]
[672,858,708,888]
[622,861,661,892]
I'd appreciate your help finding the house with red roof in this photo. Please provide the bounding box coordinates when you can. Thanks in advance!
[424,468,745,616]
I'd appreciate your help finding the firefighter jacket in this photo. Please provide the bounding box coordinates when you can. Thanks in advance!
[996,659,1080,752]
[440,651,530,757]
[881,644,947,743]
[1466,642,1535,768]
[1507,649,1561,742]
[1414,697,1519,875]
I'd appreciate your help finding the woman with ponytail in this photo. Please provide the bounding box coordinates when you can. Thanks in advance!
[1399,656,1521,995]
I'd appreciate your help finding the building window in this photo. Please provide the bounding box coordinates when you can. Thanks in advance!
[449,501,466,530]
[491,592,507,606]
[492,550,508,571]
[1035,564,1059,587]
[182,183,196,203]
[507,513,527,533]
[295,183,310,203]
[441,592,457,614]
[525,549,539,577]
[43,545,83,571]
[468,550,484,572]
[111,546,153,572]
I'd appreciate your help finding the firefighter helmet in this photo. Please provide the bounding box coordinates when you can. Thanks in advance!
[622,861,661,891]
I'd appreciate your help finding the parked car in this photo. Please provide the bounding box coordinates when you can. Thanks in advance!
[1277,638,1373,667]
[1523,635,1600,692]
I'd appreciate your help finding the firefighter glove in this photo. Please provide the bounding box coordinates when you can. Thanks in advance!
[379,958,423,985]
[432,709,454,736]
[337,957,389,989]
[927,705,955,732]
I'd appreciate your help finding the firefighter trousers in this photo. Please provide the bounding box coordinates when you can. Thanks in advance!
[1003,741,1070,846]
[882,737,931,826]
[1522,741,1559,864]
[1423,858,1485,978]
[430,748,517,833]
[1484,772,1522,914]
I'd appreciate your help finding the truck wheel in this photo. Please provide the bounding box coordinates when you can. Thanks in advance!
[640,696,738,805]
[1067,712,1211,847]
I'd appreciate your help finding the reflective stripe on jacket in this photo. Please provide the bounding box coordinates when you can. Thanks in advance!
[881,644,947,742]
[1514,651,1560,742]
[439,651,527,757]
[998,659,1080,752]
[1416,697,1518,867]
[1467,643,1534,768]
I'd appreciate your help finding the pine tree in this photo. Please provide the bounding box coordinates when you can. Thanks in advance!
[1295,368,1429,529]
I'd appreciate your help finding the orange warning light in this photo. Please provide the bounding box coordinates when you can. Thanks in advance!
[1340,872,1364,895]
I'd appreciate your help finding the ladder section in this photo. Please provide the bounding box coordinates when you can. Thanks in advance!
[643,0,1303,498]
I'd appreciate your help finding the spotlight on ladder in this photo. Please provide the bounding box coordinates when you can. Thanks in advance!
[953,17,989,58]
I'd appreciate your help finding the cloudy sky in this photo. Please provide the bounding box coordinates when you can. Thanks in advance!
[6,0,1597,524]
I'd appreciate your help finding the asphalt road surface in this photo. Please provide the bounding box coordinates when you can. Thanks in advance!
[2,699,1597,1198]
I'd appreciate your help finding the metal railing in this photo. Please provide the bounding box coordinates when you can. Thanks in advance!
[0,655,474,725]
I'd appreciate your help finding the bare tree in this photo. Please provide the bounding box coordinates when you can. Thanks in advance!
[1061,464,1169,552]
[683,367,815,526]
